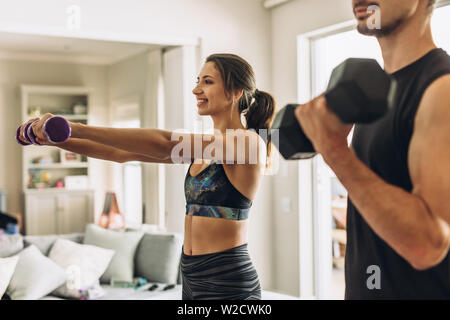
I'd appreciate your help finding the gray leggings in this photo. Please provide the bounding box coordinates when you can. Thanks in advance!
[181,243,261,300]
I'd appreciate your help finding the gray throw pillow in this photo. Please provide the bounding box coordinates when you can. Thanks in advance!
[24,233,84,256]
[83,224,144,284]
[6,245,67,300]
[0,234,23,258]
[135,233,183,284]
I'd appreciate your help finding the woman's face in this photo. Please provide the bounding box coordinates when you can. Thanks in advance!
[192,62,233,116]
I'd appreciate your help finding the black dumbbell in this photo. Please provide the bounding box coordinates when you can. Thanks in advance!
[272,58,396,160]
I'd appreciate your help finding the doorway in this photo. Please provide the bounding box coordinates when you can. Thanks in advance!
[0,26,199,234]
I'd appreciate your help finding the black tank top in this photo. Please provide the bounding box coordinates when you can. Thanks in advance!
[345,48,450,299]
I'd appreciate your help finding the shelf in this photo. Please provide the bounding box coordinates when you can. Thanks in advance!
[29,162,88,169]
[27,114,88,121]
[21,85,94,95]
[64,115,88,120]
[24,188,94,194]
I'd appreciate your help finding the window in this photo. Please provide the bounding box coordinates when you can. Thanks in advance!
[112,97,143,229]
[432,4,450,52]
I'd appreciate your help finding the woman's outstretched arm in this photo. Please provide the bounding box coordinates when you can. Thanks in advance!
[57,138,174,164]
[31,113,267,166]
[70,122,175,160]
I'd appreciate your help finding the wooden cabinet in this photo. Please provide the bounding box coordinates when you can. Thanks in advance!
[24,189,94,235]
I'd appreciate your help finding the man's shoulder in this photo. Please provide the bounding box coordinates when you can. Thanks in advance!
[424,48,450,73]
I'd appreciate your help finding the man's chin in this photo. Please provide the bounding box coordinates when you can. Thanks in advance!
[356,23,380,36]
[356,16,404,38]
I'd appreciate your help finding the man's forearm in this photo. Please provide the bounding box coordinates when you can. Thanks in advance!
[70,123,173,160]
[323,148,449,269]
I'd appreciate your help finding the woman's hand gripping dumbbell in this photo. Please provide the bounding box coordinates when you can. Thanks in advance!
[16,113,72,146]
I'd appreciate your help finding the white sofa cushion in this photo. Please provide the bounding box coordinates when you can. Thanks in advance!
[24,233,84,256]
[0,255,19,297]
[48,238,115,299]
[6,245,67,300]
[0,234,23,258]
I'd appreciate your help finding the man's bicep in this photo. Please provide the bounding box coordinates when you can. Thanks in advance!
[408,75,450,225]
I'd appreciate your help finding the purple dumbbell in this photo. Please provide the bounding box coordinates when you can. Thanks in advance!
[15,125,31,146]
[15,121,35,146]
[16,116,72,146]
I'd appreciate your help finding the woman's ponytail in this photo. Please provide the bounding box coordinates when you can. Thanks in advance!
[243,89,276,157]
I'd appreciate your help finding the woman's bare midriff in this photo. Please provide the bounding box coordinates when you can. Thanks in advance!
[183,215,248,256]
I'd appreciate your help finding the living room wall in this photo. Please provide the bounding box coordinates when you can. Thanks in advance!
[0,59,110,217]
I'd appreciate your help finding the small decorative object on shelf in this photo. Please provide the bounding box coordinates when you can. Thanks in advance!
[28,169,57,189]
[72,103,87,115]
[28,169,43,189]
[28,106,42,117]
[31,155,54,165]
[65,175,89,190]
[60,150,82,163]
[41,171,51,184]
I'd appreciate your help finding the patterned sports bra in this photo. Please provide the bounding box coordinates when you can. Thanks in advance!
[184,160,252,220]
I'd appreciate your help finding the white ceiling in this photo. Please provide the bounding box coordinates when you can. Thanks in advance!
[0,32,162,65]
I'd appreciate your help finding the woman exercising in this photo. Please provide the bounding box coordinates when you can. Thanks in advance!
[18,53,275,300]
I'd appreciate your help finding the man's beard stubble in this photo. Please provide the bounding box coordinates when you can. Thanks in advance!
[356,15,406,38]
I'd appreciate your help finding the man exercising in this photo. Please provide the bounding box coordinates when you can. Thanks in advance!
[295,0,450,298]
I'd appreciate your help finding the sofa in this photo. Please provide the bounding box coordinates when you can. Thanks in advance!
[0,224,298,300]
[0,224,184,300]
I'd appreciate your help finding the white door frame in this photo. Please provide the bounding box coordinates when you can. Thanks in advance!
[297,20,356,300]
